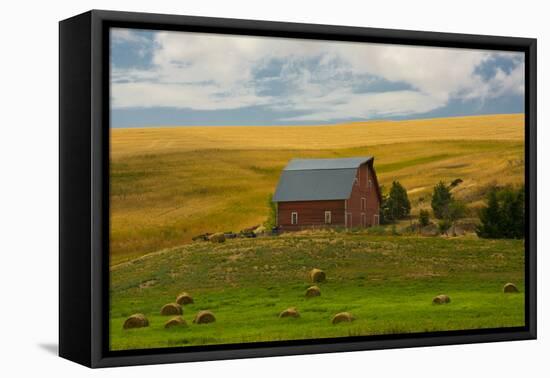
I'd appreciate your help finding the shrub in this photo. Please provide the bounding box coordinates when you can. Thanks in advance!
[419,210,430,227]
[438,219,452,235]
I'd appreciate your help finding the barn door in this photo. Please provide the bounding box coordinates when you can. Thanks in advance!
[345,212,352,228]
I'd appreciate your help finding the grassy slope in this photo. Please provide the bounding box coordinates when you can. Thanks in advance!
[110,232,524,351]
[110,114,524,264]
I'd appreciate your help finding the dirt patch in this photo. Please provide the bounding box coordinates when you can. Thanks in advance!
[139,279,158,289]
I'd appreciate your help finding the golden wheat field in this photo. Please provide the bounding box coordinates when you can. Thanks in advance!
[110,114,524,265]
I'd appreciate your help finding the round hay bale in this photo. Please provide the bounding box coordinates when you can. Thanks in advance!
[503,283,519,293]
[176,292,194,305]
[432,294,451,304]
[164,316,187,329]
[160,303,183,316]
[279,307,300,318]
[309,268,326,283]
[123,313,149,329]
[332,312,355,324]
[193,310,216,324]
[305,286,321,298]
[209,233,226,243]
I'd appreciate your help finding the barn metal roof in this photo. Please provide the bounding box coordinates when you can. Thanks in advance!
[284,157,373,171]
[272,157,372,202]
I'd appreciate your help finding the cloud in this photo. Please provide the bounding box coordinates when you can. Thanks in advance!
[111,28,150,45]
[110,29,525,122]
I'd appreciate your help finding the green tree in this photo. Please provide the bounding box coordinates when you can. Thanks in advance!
[431,181,452,219]
[476,188,501,238]
[498,186,525,238]
[385,181,411,222]
[378,186,391,224]
[264,194,277,230]
[477,186,524,239]
[419,209,430,227]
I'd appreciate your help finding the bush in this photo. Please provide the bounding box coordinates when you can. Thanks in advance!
[419,210,430,227]
[366,225,387,235]
[438,219,452,235]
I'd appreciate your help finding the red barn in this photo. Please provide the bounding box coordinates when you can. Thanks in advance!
[273,157,382,231]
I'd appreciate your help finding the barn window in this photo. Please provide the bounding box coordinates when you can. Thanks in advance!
[361,197,366,211]
[291,212,298,225]
[324,211,332,224]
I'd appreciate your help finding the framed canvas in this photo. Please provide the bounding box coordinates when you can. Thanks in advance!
[59,10,537,368]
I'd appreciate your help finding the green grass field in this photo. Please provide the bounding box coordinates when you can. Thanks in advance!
[110,232,524,350]
[110,114,525,350]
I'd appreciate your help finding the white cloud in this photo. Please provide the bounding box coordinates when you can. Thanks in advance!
[110,29,525,121]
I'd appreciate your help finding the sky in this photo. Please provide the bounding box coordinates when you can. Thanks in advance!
[110,28,525,128]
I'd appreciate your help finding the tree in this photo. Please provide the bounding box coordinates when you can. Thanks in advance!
[498,186,525,238]
[431,181,452,219]
[476,186,524,239]
[419,209,430,227]
[378,186,391,224]
[264,193,277,230]
[385,181,411,222]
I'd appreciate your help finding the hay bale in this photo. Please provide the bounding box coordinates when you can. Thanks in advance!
[503,283,519,293]
[305,286,321,298]
[176,292,194,305]
[209,233,226,243]
[123,313,149,329]
[164,316,187,329]
[279,307,300,318]
[193,310,216,324]
[309,268,326,283]
[432,294,451,304]
[160,303,183,316]
[332,312,355,324]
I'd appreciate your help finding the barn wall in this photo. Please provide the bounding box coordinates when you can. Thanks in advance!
[277,200,345,231]
[346,162,380,227]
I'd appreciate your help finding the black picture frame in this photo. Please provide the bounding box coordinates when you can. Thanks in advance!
[59,9,537,368]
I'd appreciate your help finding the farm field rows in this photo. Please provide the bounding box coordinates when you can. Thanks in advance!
[110,233,525,350]
[110,114,524,264]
